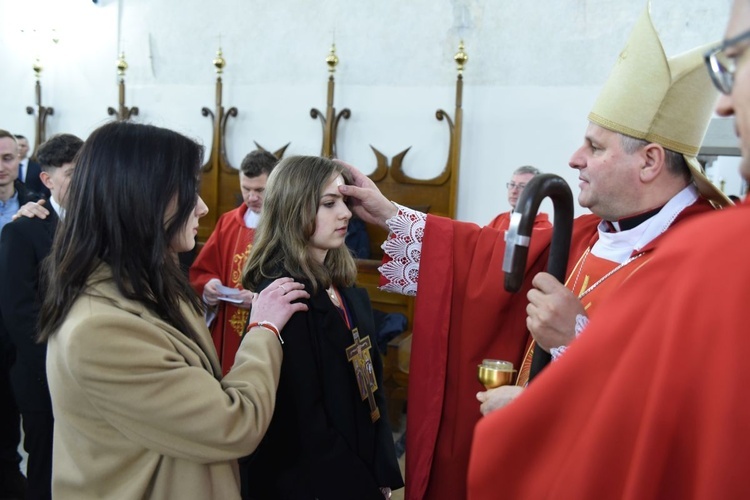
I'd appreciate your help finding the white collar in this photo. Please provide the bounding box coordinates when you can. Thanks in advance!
[49,196,64,220]
[591,184,699,264]
[243,208,261,229]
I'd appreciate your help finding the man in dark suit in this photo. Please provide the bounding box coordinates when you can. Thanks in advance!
[14,135,49,199]
[0,129,43,500]
[0,133,83,500]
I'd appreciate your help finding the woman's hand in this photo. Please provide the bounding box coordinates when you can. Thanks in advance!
[248,277,309,331]
[13,199,49,221]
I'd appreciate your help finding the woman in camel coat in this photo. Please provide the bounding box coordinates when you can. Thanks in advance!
[37,121,309,499]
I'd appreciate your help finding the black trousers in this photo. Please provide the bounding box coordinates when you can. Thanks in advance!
[0,348,21,470]
[21,411,53,500]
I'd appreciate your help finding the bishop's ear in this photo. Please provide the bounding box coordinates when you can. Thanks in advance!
[639,143,667,183]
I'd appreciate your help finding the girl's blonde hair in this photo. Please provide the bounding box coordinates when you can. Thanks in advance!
[242,155,357,293]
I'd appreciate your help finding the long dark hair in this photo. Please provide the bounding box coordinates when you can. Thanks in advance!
[38,121,205,342]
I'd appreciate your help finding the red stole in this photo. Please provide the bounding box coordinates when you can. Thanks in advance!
[218,225,253,365]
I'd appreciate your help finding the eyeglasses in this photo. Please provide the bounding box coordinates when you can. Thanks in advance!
[506,182,527,191]
[705,29,750,95]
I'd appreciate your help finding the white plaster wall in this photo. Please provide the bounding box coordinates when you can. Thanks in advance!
[0,0,733,223]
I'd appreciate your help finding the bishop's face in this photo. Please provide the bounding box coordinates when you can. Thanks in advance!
[568,123,644,221]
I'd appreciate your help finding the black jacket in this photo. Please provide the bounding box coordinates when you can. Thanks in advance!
[0,205,57,413]
[244,280,403,499]
[0,180,42,355]
[22,160,50,199]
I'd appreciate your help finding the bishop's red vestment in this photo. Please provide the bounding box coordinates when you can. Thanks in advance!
[399,195,712,500]
[468,202,747,499]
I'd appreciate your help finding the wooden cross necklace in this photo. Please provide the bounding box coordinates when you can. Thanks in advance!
[329,286,380,423]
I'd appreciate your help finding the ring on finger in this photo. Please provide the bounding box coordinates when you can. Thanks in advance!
[279,284,287,294]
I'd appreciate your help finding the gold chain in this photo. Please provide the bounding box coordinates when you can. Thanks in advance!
[570,247,646,300]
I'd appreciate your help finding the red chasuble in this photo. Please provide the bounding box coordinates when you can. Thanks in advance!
[486,211,552,232]
[403,200,713,500]
[468,202,748,499]
[190,204,255,375]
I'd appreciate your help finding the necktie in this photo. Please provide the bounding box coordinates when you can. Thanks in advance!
[19,161,25,182]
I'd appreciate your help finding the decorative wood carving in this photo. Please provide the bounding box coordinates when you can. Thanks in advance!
[362,43,468,429]
[197,48,239,243]
[107,53,140,121]
[365,41,467,259]
[25,60,54,159]
[253,141,291,160]
[310,44,351,158]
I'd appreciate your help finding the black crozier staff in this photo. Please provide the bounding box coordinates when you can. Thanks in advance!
[503,173,574,381]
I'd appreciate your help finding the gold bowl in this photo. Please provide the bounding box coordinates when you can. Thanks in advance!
[477,359,515,389]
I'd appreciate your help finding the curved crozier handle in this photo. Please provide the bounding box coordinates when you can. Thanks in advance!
[501,174,574,381]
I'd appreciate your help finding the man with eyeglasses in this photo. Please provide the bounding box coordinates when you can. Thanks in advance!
[487,165,552,231]
[338,6,730,499]
[464,3,750,498]
[706,3,750,177]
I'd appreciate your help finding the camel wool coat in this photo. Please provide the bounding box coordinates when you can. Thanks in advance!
[45,265,282,499]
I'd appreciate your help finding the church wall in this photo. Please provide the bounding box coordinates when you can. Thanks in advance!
[0,0,733,222]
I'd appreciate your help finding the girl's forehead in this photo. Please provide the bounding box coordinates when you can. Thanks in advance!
[322,174,345,194]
